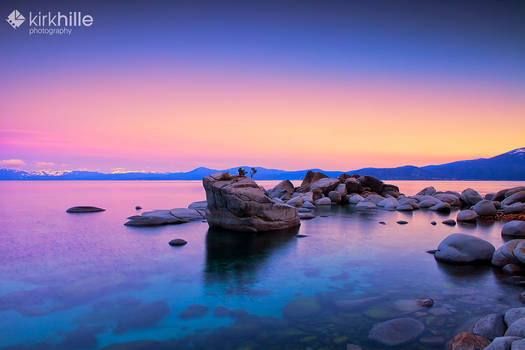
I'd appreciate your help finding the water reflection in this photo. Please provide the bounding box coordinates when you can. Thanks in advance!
[203,226,299,285]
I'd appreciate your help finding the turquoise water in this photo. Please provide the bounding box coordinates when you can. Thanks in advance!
[1,180,525,350]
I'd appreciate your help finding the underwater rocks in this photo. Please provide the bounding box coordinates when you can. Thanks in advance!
[203,173,300,232]
[282,296,320,319]
[66,206,105,213]
[368,317,424,346]
[434,233,495,264]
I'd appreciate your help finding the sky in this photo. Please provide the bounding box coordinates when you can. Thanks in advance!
[1,0,524,173]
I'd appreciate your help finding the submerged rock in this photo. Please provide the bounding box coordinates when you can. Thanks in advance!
[368,318,424,346]
[203,173,299,232]
[448,332,490,350]
[283,297,320,319]
[66,206,105,213]
[434,233,495,264]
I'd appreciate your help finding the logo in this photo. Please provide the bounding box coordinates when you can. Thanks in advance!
[6,9,25,29]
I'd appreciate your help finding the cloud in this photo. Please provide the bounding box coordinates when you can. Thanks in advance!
[0,159,26,167]
[35,161,56,168]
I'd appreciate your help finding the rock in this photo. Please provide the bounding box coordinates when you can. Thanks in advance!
[378,221,386,225]
[268,180,295,200]
[365,194,385,204]
[368,318,424,346]
[311,178,341,195]
[443,219,457,226]
[502,191,525,207]
[430,201,452,213]
[345,194,362,204]
[66,206,105,213]
[188,200,208,210]
[502,264,525,276]
[504,318,525,337]
[312,188,324,201]
[492,240,523,267]
[417,298,434,307]
[397,220,408,225]
[299,212,316,220]
[483,336,521,350]
[179,304,209,319]
[382,184,400,198]
[301,191,314,203]
[203,173,299,232]
[457,210,479,222]
[431,221,437,225]
[283,297,320,319]
[511,338,525,349]
[472,313,506,340]
[170,208,205,221]
[417,186,437,196]
[419,197,441,208]
[315,197,332,206]
[358,175,384,193]
[435,193,461,206]
[505,308,525,327]
[502,221,525,237]
[356,201,377,209]
[434,233,495,264]
[396,203,414,211]
[461,188,484,206]
[299,170,328,190]
[302,201,316,209]
[345,177,362,194]
[286,196,304,207]
[135,206,142,210]
[473,200,498,216]
[485,193,496,200]
[335,183,347,196]
[169,239,187,246]
[378,197,399,210]
[125,210,188,226]
[328,191,342,204]
[448,332,490,350]
[514,241,525,264]
[504,203,525,214]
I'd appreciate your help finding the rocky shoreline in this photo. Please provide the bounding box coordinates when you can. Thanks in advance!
[114,172,525,349]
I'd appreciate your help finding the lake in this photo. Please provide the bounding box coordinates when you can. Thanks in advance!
[1,180,525,350]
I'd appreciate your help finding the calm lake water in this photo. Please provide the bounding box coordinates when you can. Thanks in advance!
[1,180,525,350]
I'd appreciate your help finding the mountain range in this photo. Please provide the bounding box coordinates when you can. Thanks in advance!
[1,147,524,181]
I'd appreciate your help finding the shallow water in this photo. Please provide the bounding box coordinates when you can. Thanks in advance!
[1,180,524,350]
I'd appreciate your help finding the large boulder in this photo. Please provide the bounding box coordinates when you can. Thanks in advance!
[378,197,399,210]
[418,196,441,208]
[335,183,347,196]
[483,337,521,350]
[504,318,525,337]
[310,178,340,195]
[434,193,461,207]
[502,191,525,207]
[268,180,295,200]
[203,173,300,232]
[471,313,506,340]
[492,240,523,267]
[297,171,328,192]
[430,201,451,213]
[345,177,362,194]
[504,308,525,327]
[368,318,424,346]
[358,175,384,193]
[382,184,400,198]
[347,194,365,204]
[502,221,525,237]
[472,200,497,216]
[494,187,525,202]
[457,210,478,223]
[328,191,342,204]
[434,233,495,264]
[460,188,483,206]
[503,203,525,214]
[514,241,525,264]
[417,186,437,196]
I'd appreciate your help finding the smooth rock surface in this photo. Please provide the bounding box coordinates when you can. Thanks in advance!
[492,240,523,267]
[461,188,483,206]
[434,233,495,264]
[472,313,506,340]
[505,318,525,337]
[66,206,105,213]
[457,210,479,222]
[502,221,525,237]
[505,308,525,327]
[484,337,521,350]
[472,200,497,216]
[368,318,424,346]
[268,180,295,200]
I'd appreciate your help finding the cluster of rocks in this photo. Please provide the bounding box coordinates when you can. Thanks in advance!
[449,307,525,350]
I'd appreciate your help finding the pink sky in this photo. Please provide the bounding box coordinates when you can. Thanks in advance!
[1,65,524,172]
